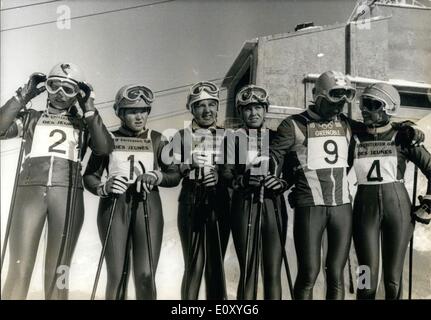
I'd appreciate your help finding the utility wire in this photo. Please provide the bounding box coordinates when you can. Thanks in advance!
[1,0,176,32]
[95,76,230,111]
[0,0,62,12]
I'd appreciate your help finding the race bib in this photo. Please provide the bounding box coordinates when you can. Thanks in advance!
[108,136,154,183]
[307,121,348,170]
[29,114,80,162]
[353,137,398,185]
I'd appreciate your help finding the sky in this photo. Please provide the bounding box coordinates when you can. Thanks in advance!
[2,0,430,299]
[1,0,358,120]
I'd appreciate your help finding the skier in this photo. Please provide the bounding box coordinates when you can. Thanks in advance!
[83,84,181,300]
[220,85,289,299]
[269,71,358,299]
[0,63,113,300]
[172,81,230,300]
[349,82,431,299]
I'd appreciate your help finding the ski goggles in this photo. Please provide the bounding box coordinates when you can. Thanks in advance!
[189,81,219,97]
[236,85,268,107]
[45,77,80,98]
[118,85,154,105]
[187,81,219,109]
[360,95,385,111]
[359,94,399,116]
[324,87,356,103]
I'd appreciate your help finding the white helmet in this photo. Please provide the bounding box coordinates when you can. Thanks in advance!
[47,62,85,84]
[360,82,400,116]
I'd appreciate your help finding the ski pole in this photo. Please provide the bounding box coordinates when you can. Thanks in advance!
[207,187,227,300]
[409,166,418,300]
[91,196,118,300]
[116,202,135,300]
[242,191,254,299]
[1,110,31,272]
[142,191,157,299]
[272,198,294,299]
[252,185,264,299]
[347,253,355,294]
[182,182,199,299]
[137,161,157,299]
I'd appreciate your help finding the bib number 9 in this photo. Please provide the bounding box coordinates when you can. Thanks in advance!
[324,140,338,165]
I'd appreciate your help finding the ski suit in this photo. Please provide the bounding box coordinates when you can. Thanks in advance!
[83,127,181,300]
[172,121,230,300]
[220,127,288,299]
[349,123,431,299]
[270,107,360,300]
[0,96,113,300]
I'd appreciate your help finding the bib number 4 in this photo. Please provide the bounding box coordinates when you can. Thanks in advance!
[367,160,383,182]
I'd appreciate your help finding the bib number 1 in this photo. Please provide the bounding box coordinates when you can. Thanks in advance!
[127,155,135,180]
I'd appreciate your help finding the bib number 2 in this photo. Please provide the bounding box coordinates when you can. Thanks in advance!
[48,129,67,154]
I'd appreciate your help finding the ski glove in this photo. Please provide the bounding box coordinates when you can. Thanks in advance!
[15,73,47,108]
[234,171,262,189]
[413,195,431,225]
[263,174,287,193]
[77,81,96,115]
[136,170,163,193]
[98,176,129,196]
[202,167,218,187]
[393,121,425,148]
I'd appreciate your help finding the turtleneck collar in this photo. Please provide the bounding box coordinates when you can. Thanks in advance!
[366,122,392,134]
[46,102,76,116]
[118,125,148,137]
[191,119,217,132]
[242,123,266,131]
[306,106,325,121]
